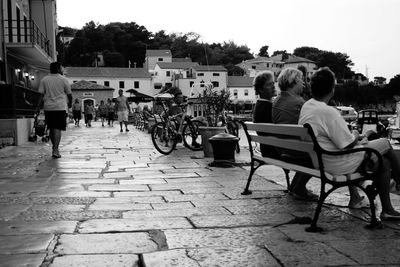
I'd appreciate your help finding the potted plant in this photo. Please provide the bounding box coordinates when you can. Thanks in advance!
[198,85,231,157]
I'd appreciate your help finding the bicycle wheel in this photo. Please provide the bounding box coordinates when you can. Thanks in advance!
[182,120,203,151]
[151,122,177,155]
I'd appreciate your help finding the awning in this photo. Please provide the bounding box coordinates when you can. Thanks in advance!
[126,89,154,103]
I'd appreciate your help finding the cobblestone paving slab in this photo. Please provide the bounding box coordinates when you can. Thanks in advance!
[0,234,54,253]
[31,204,86,212]
[79,217,193,233]
[88,203,151,211]
[55,233,158,254]
[50,179,116,184]
[50,254,140,267]
[118,179,166,185]
[151,202,194,210]
[142,246,280,267]
[0,220,77,235]
[223,189,286,200]
[123,206,231,219]
[94,196,165,204]
[56,168,103,173]
[52,173,100,179]
[278,222,400,243]
[163,193,229,202]
[0,253,46,267]
[32,191,111,198]
[114,190,182,198]
[326,239,400,265]
[264,238,357,266]
[0,183,48,194]
[0,204,30,221]
[16,210,121,221]
[191,199,263,207]
[88,184,150,192]
[134,173,201,179]
[189,214,294,228]
[149,182,222,191]
[165,226,282,248]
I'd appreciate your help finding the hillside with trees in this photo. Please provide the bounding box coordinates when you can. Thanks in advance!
[58,21,400,111]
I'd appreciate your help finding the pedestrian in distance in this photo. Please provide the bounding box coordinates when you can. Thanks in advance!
[98,100,108,126]
[299,67,400,220]
[84,102,95,127]
[115,89,131,132]
[72,98,82,127]
[106,98,115,126]
[38,62,72,159]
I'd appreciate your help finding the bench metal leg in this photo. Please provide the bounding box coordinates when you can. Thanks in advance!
[306,183,330,232]
[283,169,291,192]
[364,183,384,230]
[242,160,262,195]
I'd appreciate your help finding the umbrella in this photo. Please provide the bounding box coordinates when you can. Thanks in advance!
[126,89,154,103]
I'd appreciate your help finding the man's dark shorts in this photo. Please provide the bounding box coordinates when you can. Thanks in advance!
[45,111,67,131]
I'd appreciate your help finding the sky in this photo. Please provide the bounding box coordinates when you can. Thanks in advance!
[57,0,400,81]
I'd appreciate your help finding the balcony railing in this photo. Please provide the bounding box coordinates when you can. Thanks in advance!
[4,19,53,58]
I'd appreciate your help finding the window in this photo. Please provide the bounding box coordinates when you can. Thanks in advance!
[104,81,110,87]
[190,81,194,88]
[252,66,256,70]
[158,58,164,61]
[197,73,204,76]
[212,81,219,88]
[233,89,238,96]
[154,83,162,89]
[244,89,249,96]
[194,105,197,117]
[213,73,220,76]
[166,71,171,77]
[134,81,139,88]
[165,83,172,89]
[119,81,124,88]
[266,63,269,68]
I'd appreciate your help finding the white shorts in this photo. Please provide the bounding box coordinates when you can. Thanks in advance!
[117,110,129,122]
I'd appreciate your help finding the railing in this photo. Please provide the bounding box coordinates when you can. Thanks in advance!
[4,19,53,58]
[0,84,42,118]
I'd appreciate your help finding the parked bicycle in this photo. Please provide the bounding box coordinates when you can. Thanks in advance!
[151,97,205,155]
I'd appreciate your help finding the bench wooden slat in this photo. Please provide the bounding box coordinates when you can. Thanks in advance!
[245,122,309,138]
[253,155,321,178]
[250,135,315,153]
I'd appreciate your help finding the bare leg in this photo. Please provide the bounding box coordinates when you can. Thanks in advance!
[124,121,129,131]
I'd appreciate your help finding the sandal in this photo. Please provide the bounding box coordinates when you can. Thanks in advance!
[381,210,400,221]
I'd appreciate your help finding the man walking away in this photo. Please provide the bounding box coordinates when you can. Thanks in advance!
[115,89,131,132]
[38,62,72,158]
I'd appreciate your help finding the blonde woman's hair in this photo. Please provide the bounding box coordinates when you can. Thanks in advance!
[277,67,303,91]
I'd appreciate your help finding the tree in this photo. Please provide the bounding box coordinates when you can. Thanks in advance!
[272,50,288,61]
[293,46,354,79]
[374,76,386,84]
[258,45,269,57]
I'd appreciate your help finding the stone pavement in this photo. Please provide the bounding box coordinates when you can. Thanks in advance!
[1,121,400,267]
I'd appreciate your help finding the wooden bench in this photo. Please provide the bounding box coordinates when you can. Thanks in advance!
[241,121,384,232]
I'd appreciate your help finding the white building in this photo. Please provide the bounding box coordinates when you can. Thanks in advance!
[0,0,57,145]
[153,61,199,91]
[64,67,153,98]
[144,49,172,72]
[236,57,284,79]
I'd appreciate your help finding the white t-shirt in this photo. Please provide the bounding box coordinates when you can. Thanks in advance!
[38,73,71,111]
[299,98,364,175]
